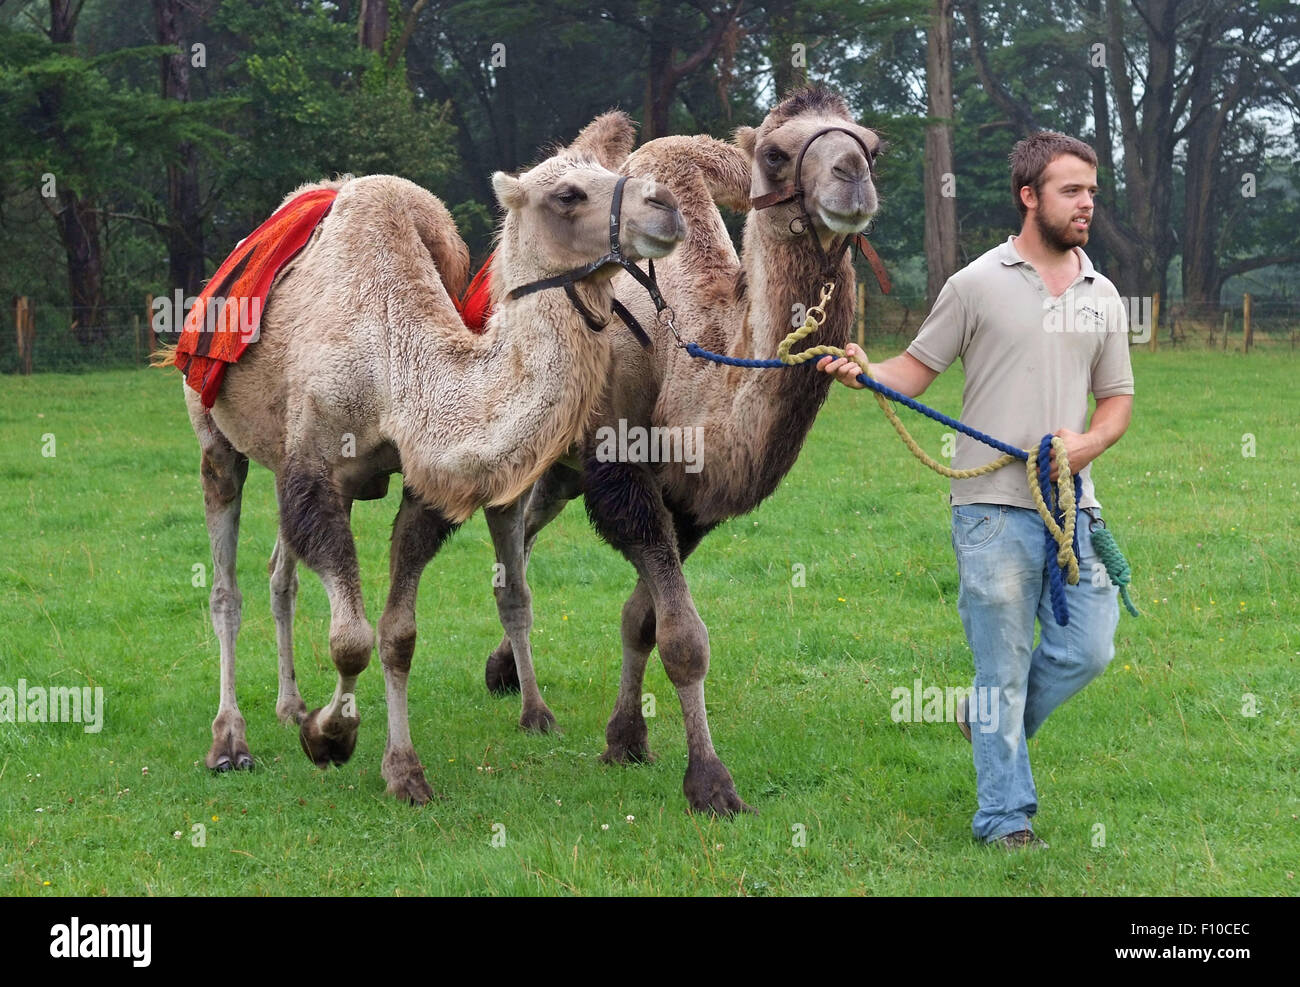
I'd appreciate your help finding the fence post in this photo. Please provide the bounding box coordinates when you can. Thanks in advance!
[1148,291,1160,352]
[146,294,157,356]
[1242,293,1253,353]
[15,296,34,375]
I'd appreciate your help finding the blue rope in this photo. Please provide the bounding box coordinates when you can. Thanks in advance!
[1034,436,1084,626]
[683,340,1084,624]
[684,342,1028,461]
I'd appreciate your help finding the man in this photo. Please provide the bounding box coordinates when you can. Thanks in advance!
[818,133,1134,849]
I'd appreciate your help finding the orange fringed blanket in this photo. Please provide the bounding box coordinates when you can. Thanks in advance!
[174,188,338,408]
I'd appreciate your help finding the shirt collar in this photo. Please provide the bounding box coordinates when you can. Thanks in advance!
[999,235,1097,280]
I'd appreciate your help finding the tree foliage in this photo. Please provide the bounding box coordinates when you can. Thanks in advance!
[0,0,1295,362]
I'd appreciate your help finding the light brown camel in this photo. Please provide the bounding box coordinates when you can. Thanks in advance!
[181,112,685,803]
[481,85,880,814]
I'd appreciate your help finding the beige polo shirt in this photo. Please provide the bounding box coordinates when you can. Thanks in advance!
[906,236,1134,511]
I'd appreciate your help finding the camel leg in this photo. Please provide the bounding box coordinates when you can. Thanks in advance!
[379,488,459,804]
[485,498,556,731]
[193,412,253,771]
[484,463,582,695]
[268,534,307,725]
[600,578,656,763]
[584,459,752,816]
[602,515,712,765]
[277,456,373,769]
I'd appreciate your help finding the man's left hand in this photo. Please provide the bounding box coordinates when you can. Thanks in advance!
[1048,428,1101,482]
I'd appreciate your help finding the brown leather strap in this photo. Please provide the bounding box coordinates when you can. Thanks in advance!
[854,233,891,295]
[750,184,796,210]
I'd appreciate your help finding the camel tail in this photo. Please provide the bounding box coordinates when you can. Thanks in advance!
[150,342,179,369]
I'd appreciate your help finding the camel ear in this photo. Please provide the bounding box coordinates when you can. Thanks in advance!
[492,172,526,211]
[568,110,636,169]
[734,126,757,159]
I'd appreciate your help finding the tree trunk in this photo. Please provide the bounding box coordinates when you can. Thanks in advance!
[358,0,389,53]
[768,0,800,96]
[645,13,674,140]
[55,190,106,345]
[1106,0,1177,309]
[46,0,107,344]
[1083,0,1110,273]
[155,0,205,299]
[923,0,958,306]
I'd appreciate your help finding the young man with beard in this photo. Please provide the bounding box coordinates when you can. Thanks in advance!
[818,133,1134,849]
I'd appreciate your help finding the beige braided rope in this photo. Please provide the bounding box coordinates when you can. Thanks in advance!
[778,281,1080,585]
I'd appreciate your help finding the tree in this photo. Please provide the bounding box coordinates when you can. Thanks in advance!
[923,0,958,305]
[155,0,205,299]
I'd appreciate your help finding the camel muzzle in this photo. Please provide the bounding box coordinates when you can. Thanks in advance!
[750,125,878,279]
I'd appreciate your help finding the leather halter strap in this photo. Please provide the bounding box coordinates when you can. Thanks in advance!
[750,125,877,279]
[507,174,667,349]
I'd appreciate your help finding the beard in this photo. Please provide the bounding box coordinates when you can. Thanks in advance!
[1034,208,1089,253]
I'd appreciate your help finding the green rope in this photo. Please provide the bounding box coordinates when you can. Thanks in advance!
[1091,525,1141,616]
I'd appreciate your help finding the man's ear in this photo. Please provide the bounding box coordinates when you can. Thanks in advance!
[492,172,526,211]
[733,126,757,159]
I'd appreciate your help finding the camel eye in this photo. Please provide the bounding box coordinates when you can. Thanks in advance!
[554,187,586,205]
[763,147,788,167]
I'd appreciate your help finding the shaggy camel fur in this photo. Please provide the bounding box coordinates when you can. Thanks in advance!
[482,86,880,814]
[184,112,685,803]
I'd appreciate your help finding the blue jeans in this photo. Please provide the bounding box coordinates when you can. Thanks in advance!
[951,503,1119,843]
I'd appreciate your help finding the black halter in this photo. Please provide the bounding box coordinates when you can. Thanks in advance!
[507,174,669,349]
[750,126,877,279]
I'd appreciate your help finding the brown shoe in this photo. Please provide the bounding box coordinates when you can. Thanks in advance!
[956,696,972,743]
[991,829,1049,850]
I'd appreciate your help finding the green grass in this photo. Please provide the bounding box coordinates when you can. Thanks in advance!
[1,351,1296,896]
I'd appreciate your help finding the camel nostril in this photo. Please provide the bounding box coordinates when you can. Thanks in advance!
[832,165,864,183]
[647,196,673,211]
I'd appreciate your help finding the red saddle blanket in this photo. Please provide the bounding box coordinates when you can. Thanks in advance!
[175,187,338,408]
[177,188,497,407]
[454,249,495,333]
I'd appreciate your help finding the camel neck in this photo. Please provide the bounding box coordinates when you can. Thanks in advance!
[737,219,855,360]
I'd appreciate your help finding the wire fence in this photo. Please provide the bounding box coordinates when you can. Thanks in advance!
[5,292,1298,375]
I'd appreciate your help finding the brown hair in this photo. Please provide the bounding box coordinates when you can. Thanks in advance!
[1009,132,1098,217]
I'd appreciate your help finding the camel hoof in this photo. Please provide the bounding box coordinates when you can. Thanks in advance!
[206,720,252,772]
[276,696,308,726]
[485,647,520,695]
[600,742,656,765]
[684,757,755,818]
[208,751,254,772]
[382,747,434,805]
[299,708,359,768]
[601,713,651,764]
[519,705,557,733]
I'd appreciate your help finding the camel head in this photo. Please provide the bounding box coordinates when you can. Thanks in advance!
[737,85,882,241]
[492,111,686,286]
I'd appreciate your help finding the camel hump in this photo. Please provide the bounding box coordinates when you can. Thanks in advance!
[326,174,471,305]
[625,135,752,214]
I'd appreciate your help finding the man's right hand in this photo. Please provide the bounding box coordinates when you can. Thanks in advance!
[816,343,869,389]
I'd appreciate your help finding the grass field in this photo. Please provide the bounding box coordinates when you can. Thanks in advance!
[1,350,1296,896]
